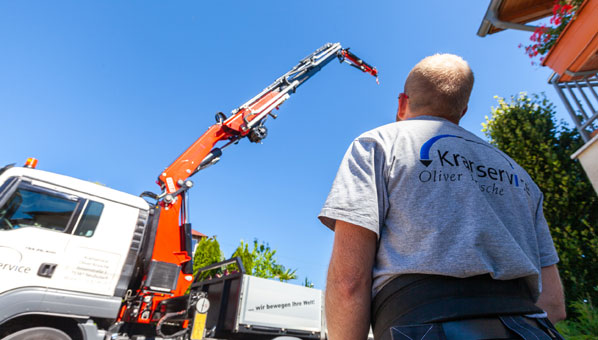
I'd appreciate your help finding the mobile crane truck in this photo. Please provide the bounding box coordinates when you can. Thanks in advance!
[0,42,378,340]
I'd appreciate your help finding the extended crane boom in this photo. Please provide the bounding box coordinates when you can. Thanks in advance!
[157,42,378,197]
[118,42,377,331]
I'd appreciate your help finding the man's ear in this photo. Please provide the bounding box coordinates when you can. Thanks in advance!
[397,95,408,121]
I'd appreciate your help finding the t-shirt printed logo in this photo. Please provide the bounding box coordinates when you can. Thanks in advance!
[418,134,531,196]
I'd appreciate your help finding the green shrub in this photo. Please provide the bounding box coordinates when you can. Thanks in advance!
[556,300,598,339]
[483,94,598,312]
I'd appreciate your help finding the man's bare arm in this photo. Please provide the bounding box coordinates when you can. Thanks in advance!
[326,220,377,340]
[536,264,566,323]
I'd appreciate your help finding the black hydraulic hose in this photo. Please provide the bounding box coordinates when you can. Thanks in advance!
[156,310,188,339]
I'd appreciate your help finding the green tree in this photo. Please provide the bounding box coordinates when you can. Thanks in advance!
[192,237,297,283]
[303,277,315,288]
[232,239,297,282]
[483,93,598,310]
[192,236,224,280]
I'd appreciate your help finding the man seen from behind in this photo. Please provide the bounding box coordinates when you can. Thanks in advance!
[320,54,566,340]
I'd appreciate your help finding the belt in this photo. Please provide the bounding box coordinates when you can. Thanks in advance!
[372,274,544,339]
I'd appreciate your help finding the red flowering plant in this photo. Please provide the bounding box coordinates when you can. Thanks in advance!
[521,0,584,64]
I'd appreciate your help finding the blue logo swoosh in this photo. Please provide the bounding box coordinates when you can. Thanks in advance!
[420,134,458,166]
[419,134,514,169]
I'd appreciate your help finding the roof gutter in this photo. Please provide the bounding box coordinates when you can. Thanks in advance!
[477,0,540,37]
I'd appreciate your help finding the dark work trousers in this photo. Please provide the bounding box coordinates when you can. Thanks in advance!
[381,315,563,340]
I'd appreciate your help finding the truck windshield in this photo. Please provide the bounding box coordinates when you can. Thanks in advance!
[0,186,78,232]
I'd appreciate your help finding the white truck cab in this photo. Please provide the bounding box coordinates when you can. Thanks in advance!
[0,164,151,339]
[0,165,371,340]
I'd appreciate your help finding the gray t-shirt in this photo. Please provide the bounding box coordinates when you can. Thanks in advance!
[319,116,559,300]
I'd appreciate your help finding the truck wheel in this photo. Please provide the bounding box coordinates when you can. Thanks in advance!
[2,327,72,340]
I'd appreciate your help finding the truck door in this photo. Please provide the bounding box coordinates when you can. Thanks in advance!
[0,177,138,298]
[0,178,83,295]
[57,195,139,297]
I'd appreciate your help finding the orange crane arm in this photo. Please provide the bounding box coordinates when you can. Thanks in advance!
[118,42,377,328]
[157,42,378,196]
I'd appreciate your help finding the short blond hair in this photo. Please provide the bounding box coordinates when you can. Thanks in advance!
[404,54,474,120]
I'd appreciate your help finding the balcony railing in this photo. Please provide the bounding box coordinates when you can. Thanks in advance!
[550,73,598,142]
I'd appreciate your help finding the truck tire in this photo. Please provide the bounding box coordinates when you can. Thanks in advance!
[2,327,72,340]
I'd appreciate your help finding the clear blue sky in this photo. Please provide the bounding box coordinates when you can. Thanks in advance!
[1,1,567,289]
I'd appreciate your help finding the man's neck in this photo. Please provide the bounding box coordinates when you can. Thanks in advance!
[405,112,460,125]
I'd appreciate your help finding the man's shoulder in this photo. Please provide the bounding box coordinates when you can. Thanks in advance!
[356,122,400,141]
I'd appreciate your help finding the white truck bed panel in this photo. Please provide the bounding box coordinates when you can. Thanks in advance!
[238,275,323,333]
